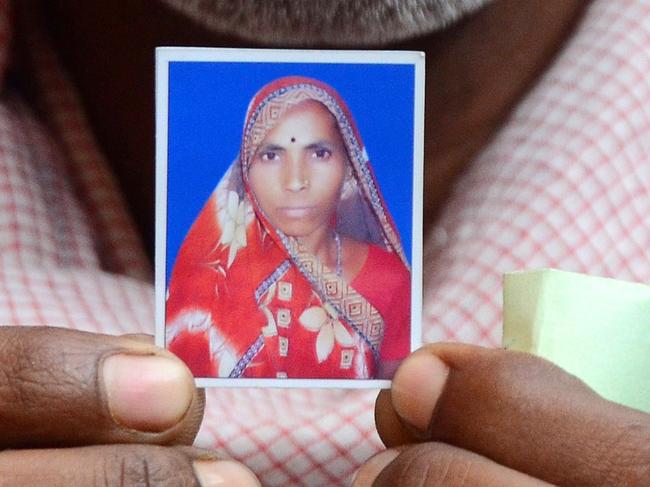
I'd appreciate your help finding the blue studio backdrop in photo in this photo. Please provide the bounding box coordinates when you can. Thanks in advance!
[166,61,415,284]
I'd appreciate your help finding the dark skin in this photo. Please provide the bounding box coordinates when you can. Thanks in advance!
[1,329,648,484]
[5,0,649,485]
[0,327,260,485]
[356,345,650,485]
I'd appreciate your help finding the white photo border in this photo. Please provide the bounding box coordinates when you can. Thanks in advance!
[155,47,425,389]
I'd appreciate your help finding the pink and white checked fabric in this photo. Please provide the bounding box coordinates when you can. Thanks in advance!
[0,1,648,486]
[423,0,650,347]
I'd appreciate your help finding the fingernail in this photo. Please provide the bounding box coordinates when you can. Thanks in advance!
[103,354,194,432]
[391,352,449,433]
[194,460,261,487]
[351,449,400,486]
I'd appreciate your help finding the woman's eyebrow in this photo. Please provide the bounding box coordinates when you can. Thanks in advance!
[305,141,335,150]
[256,143,285,153]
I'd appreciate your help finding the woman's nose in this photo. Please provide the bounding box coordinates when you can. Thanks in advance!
[284,155,308,192]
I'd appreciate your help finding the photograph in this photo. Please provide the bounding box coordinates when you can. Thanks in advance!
[155,48,424,388]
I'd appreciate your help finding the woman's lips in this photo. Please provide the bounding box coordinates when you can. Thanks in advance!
[277,206,317,219]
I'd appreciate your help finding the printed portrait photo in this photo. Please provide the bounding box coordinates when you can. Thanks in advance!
[156,49,424,388]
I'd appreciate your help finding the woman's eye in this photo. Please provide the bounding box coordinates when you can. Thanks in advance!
[260,151,278,161]
[313,148,332,159]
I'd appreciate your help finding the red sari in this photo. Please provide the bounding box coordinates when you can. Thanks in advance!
[166,76,410,379]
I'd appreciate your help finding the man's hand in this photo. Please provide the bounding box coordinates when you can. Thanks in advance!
[354,343,650,486]
[0,326,260,486]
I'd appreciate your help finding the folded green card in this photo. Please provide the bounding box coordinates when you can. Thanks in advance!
[503,269,650,413]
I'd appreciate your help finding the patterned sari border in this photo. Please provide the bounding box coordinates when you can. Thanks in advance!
[229,334,265,378]
[254,259,291,304]
[277,231,382,365]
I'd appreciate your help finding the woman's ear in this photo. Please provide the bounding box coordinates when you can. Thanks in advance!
[340,165,357,200]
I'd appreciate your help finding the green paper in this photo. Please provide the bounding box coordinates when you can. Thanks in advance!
[503,269,650,413]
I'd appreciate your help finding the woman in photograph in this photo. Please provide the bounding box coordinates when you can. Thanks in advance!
[165,76,411,380]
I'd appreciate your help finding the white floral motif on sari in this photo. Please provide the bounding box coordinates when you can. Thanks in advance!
[299,303,355,363]
[218,190,249,267]
[166,309,238,377]
[259,283,278,337]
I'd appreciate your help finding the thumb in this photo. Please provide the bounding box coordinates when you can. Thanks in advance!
[376,343,650,486]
